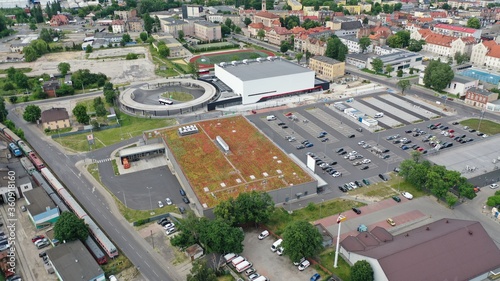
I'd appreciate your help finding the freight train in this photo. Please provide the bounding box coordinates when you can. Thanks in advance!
[0,123,117,261]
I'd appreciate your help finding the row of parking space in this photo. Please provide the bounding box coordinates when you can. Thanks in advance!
[364,97,423,123]
[343,100,401,127]
[291,112,339,143]
[305,108,360,138]
[379,94,440,119]
[362,140,405,164]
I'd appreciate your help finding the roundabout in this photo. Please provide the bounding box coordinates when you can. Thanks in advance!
[119,78,217,117]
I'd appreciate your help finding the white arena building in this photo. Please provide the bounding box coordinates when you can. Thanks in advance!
[214,57,317,104]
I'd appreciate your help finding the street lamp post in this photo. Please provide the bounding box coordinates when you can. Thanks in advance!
[146,186,153,211]
[477,110,485,131]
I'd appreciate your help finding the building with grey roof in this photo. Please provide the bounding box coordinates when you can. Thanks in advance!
[24,187,60,229]
[346,53,370,69]
[214,58,316,104]
[367,50,423,72]
[47,240,105,281]
[340,219,500,281]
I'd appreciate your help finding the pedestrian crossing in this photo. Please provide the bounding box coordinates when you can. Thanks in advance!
[94,158,112,163]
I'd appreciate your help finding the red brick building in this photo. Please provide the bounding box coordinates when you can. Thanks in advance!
[465,87,498,109]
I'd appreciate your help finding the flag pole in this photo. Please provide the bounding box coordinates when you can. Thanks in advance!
[334,214,345,268]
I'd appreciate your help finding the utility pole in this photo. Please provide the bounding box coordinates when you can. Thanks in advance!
[334,214,346,268]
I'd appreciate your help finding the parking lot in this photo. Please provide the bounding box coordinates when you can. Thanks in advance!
[0,199,58,281]
[247,92,490,195]
[240,229,318,281]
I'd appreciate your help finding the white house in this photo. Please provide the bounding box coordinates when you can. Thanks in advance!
[339,36,373,54]
[470,40,500,71]
[419,73,479,97]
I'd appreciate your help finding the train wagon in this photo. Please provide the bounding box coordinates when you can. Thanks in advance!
[17,141,32,156]
[3,128,21,143]
[28,152,45,171]
[0,123,6,132]
[20,157,36,175]
[84,236,107,265]
[8,143,22,157]
[84,217,118,258]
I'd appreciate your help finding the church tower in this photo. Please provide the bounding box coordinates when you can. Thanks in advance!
[262,0,266,11]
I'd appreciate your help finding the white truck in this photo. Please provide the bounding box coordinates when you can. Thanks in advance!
[236,260,253,273]
[231,256,245,267]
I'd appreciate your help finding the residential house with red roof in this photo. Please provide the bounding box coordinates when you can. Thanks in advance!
[248,22,266,37]
[253,11,280,28]
[340,219,500,281]
[470,40,500,71]
[433,23,482,40]
[50,14,68,26]
[111,20,126,33]
[411,29,476,57]
[266,26,292,45]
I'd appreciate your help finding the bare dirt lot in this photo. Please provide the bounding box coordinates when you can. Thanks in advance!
[0,46,157,84]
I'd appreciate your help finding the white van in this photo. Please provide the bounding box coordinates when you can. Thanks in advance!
[266,115,277,121]
[270,239,282,252]
[374,112,384,118]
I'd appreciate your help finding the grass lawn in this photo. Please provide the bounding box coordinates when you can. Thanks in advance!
[44,127,72,136]
[348,174,426,199]
[161,91,194,101]
[318,247,351,281]
[112,159,119,175]
[217,275,235,281]
[191,42,236,49]
[460,118,500,135]
[102,254,133,276]
[149,46,183,77]
[266,199,366,236]
[0,67,31,74]
[55,112,176,152]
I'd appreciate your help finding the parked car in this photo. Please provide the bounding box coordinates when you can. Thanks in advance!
[258,230,270,240]
[180,189,186,196]
[362,179,370,185]
[379,174,388,181]
[360,165,369,170]
[294,257,306,266]
[245,268,256,276]
[182,197,190,204]
[392,196,401,202]
[296,145,305,150]
[157,201,164,208]
[310,273,321,281]
[178,206,186,214]
[336,148,344,153]
[348,134,355,138]
[490,184,499,189]
[32,235,45,243]
[387,218,396,226]
[298,260,310,271]
[402,191,413,199]
[352,207,361,214]
[165,198,172,205]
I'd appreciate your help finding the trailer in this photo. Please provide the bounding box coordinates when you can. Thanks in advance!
[236,261,253,273]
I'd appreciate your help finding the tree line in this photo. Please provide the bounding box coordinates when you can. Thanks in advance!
[399,153,476,207]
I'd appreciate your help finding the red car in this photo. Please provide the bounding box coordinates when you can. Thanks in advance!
[448,129,455,133]
[32,235,45,243]
[449,134,454,138]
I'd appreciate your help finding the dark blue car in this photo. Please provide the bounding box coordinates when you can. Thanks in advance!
[310,273,321,281]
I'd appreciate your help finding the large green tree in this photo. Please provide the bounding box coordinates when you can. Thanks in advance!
[282,221,323,262]
[351,260,374,281]
[423,60,454,91]
[257,29,265,40]
[244,17,252,27]
[198,218,244,254]
[187,260,217,281]
[370,58,383,73]
[387,31,410,48]
[72,104,90,124]
[58,62,71,76]
[296,53,303,64]
[0,99,7,122]
[408,39,423,52]
[396,79,411,95]
[325,37,348,61]
[359,36,371,53]
[466,17,480,29]
[54,211,89,241]
[214,191,275,226]
[23,105,41,123]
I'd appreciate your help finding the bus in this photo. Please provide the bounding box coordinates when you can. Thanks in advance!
[159,98,173,105]
[198,69,210,75]
[8,143,22,157]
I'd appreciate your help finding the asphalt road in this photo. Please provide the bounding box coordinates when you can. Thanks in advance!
[8,108,179,281]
